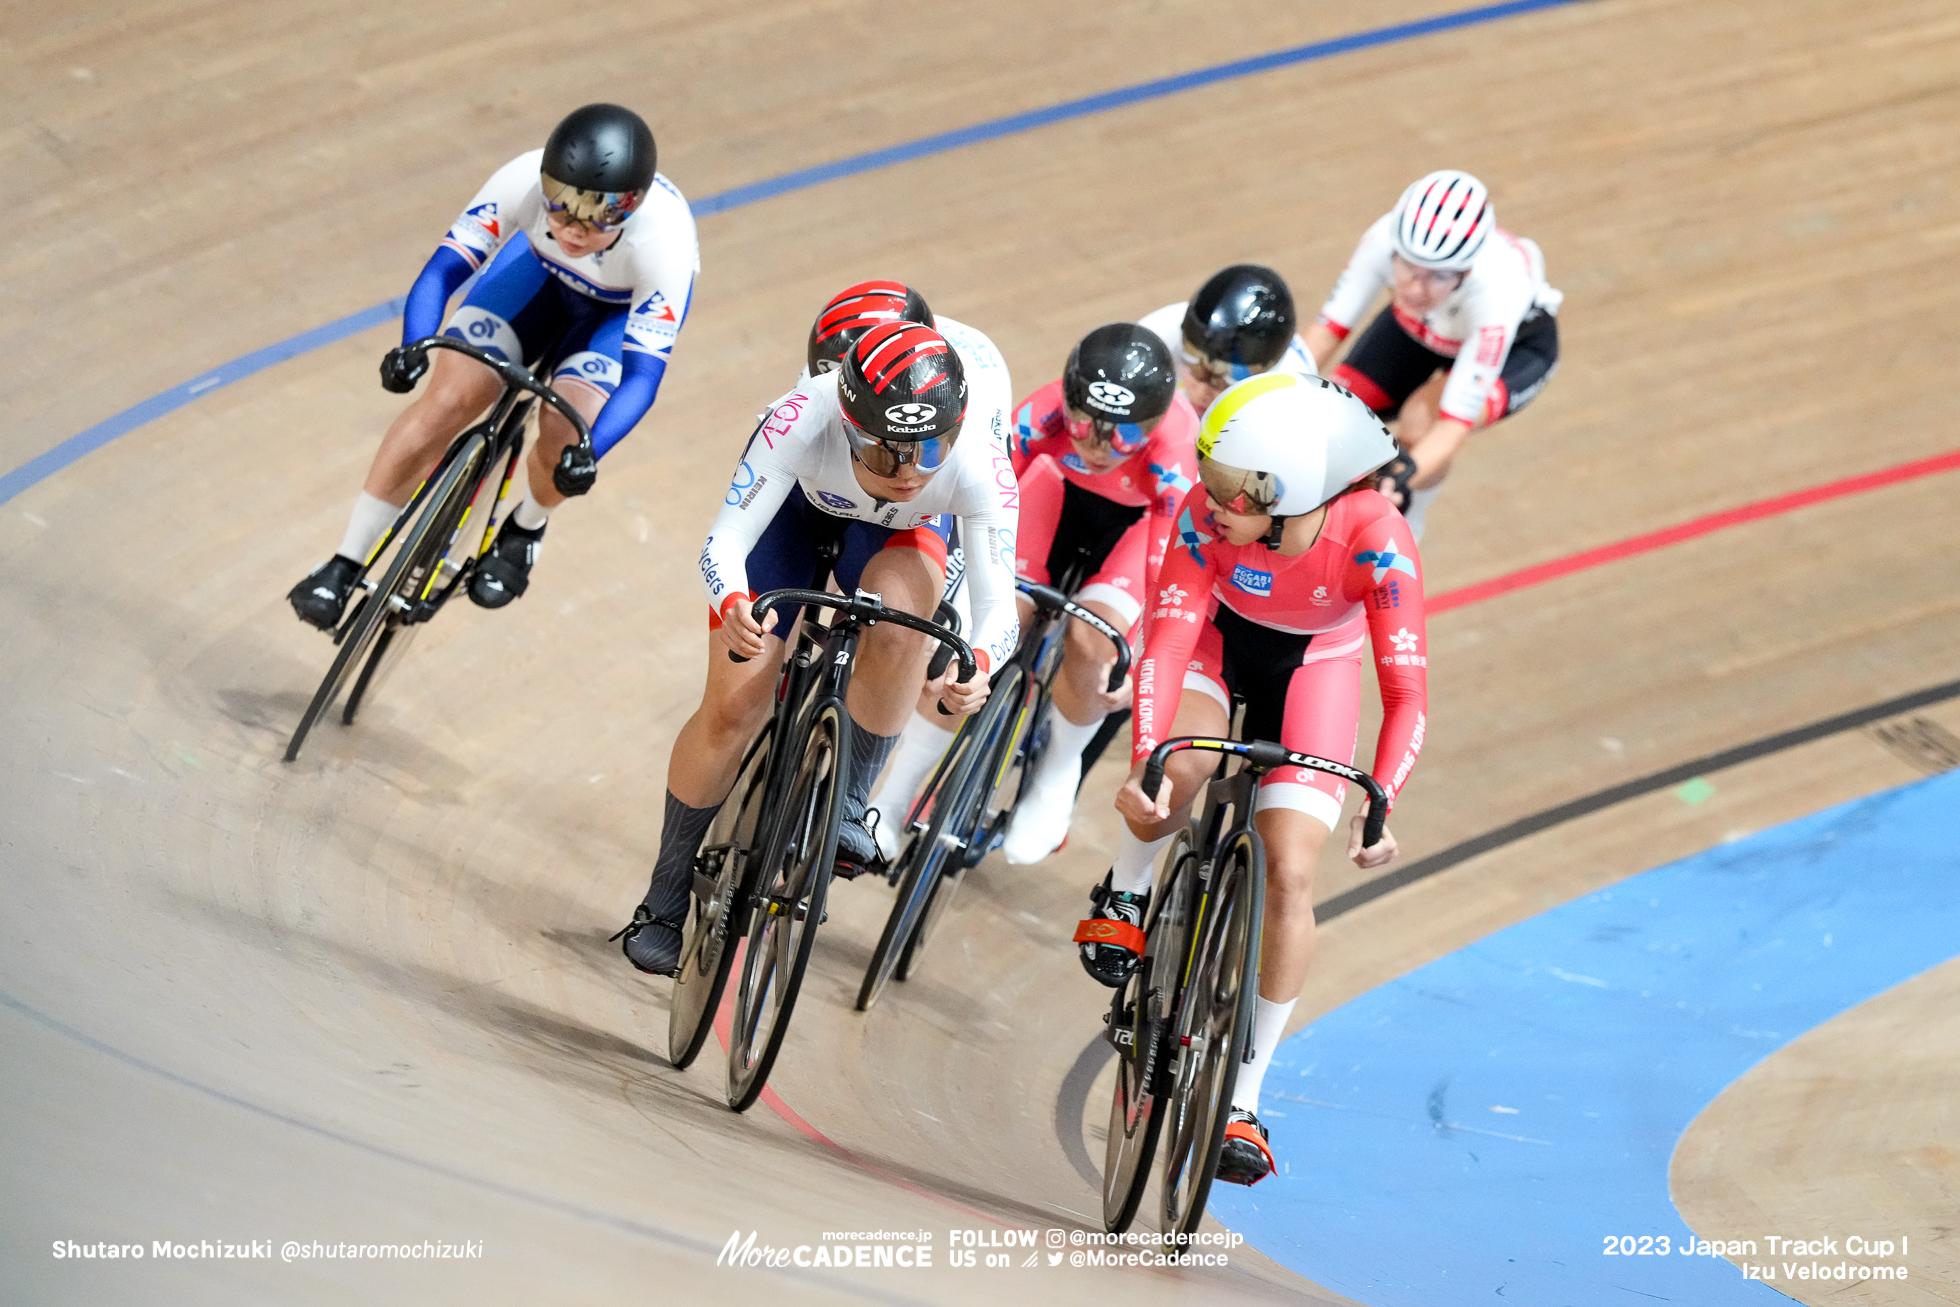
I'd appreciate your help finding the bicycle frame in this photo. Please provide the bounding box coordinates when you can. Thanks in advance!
[1098,735,1388,1235]
[334,336,595,638]
[284,337,595,762]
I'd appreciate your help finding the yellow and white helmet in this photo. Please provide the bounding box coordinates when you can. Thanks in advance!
[1196,372,1397,517]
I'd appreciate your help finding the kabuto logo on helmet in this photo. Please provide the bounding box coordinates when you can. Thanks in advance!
[885,403,938,427]
[1086,380,1137,415]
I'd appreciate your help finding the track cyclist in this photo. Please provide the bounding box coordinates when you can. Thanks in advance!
[1139,264,1318,418]
[614,312,1020,975]
[287,103,697,626]
[1302,169,1562,539]
[1078,371,1429,1186]
[984,324,1197,865]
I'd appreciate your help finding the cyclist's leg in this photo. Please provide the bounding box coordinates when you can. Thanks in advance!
[619,496,821,972]
[469,306,616,607]
[1003,486,1145,863]
[292,242,552,626]
[831,521,951,870]
[1076,669,1226,984]
[367,239,559,510]
[526,306,622,515]
[1216,620,1364,1179]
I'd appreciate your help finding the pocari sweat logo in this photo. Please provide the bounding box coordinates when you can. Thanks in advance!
[1230,564,1273,596]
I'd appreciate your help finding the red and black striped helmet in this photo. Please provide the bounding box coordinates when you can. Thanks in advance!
[806,281,934,376]
[837,322,967,454]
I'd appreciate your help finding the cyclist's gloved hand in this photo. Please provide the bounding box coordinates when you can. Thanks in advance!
[553,443,599,497]
[1377,446,1418,512]
[380,345,429,394]
[936,652,991,717]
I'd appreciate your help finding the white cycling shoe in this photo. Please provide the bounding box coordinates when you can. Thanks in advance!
[1001,768,1079,865]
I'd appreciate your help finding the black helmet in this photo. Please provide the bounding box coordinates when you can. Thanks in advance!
[1062,323,1177,427]
[540,104,657,230]
[1180,264,1297,379]
[837,322,967,474]
[806,281,934,376]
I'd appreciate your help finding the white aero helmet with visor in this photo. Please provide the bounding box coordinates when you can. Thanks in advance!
[1197,373,1397,534]
[1393,169,1493,272]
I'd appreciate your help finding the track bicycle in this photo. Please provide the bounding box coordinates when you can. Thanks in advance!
[855,563,1131,1011]
[1097,733,1387,1236]
[659,575,975,1110]
[283,336,593,762]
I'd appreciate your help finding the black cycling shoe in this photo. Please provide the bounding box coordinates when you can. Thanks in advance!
[1216,1108,1276,1186]
[469,517,545,609]
[831,815,884,881]
[610,904,685,976]
[287,555,360,630]
[1074,872,1149,988]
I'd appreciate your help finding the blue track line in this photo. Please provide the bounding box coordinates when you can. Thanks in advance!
[0,0,1592,508]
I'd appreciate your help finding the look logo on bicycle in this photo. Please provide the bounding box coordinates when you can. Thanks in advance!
[1301,169,1563,539]
[1080,371,1429,1187]
[614,298,1021,976]
[288,103,699,626]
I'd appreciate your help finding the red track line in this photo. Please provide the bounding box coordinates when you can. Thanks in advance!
[707,948,1010,1227]
[1429,448,1960,614]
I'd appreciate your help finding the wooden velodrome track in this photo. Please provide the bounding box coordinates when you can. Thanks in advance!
[5,0,1957,1302]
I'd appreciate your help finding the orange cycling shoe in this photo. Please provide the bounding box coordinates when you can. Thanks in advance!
[1074,872,1148,987]
[1216,1108,1275,1186]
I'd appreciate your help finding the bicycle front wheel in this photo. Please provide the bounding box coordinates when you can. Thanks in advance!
[726,704,846,1111]
[1160,827,1265,1237]
[1101,830,1198,1231]
[668,721,773,1070]
[895,662,1031,983]
[284,432,489,761]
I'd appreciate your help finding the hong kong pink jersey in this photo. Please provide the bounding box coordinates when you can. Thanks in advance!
[1010,380,1200,575]
[1132,485,1430,804]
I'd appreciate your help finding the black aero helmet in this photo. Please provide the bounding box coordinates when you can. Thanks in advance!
[837,322,967,473]
[1063,323,1177,426]
[806,281,934,376]
[540,104,657,230]
[1180,264,1297,379]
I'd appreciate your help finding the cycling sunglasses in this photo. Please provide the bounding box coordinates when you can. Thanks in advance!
[1064,406,1162,456]
[843,419,960,477]
[540,172,643,233]
[1180,344,1256,389]
[1198,457,1283,516]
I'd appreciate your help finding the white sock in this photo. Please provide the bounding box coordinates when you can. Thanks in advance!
[1232,996,1298,1114]
[1109,826,1173,894]
[1403,484,1442,542]
[336,490,403,563]
[867,712,957,826]
[1031,707,1103,791]
[512,486,551,531]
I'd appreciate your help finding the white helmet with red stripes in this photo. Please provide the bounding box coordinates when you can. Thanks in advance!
[1393,170,1493,272]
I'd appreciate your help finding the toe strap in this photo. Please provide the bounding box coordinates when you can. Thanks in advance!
[1073,917,1144,955]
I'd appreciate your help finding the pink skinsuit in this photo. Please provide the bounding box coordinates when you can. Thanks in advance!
[1132,485,1429,827]
[1009,380,1200,626]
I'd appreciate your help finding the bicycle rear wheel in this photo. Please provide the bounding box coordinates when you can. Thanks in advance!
[1160,828,1265,1237]
[1100,831,1197,1231]
[668,721,773,1069]
[284,432,489,761]
[726,704,846,1111]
